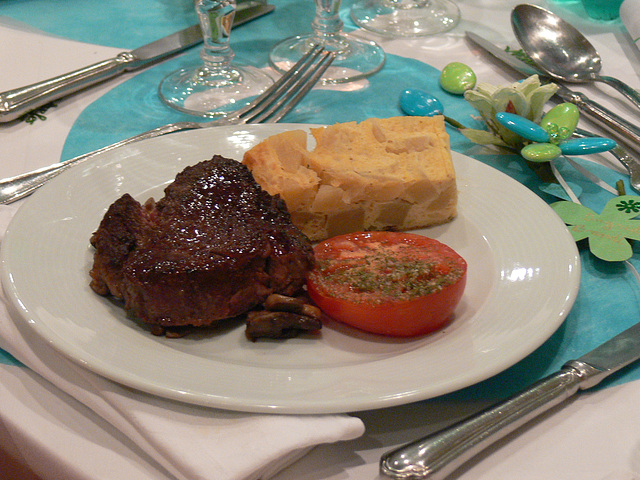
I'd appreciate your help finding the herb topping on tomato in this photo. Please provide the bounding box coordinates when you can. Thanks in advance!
[306,231,467,337]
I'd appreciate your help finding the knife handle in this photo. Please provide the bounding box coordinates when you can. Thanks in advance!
[380,364,597,480]
[0,53,137,123]
[559,88,640,150]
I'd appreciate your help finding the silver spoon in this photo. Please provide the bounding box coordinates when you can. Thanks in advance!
[511,4,640,111]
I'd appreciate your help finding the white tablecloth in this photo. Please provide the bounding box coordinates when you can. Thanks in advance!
[2,0,640,479]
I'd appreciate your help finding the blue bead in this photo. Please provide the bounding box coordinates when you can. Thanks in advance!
[400,88,444,117]
[560,137,617,155]
[495,112,550,143]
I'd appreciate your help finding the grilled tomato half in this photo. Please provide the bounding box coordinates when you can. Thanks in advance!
[306,231,467,337]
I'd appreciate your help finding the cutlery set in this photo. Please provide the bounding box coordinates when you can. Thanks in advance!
[2,3,640,200]
[3,3,640,479]
[0,45,335,204]
[382,319,640,479]
[0,1,275,123]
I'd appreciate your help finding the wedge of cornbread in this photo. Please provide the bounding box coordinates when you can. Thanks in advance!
[242,116,457,241]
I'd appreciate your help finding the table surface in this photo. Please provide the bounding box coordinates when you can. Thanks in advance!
[2,0,640,479]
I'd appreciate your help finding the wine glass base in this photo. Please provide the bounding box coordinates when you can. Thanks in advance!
[351,0,460,37]
[269,33,385,84]
[158,64,274,118]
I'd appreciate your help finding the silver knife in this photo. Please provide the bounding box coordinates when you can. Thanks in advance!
[0,3,275,123]
[465,31,640,153]
[381,319,640,479]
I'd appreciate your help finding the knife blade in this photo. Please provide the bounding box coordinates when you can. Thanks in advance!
[0,3,275,123]
[465,31,640,153]
[380,320,640,479]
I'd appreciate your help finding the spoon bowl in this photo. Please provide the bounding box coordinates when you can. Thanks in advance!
[511,4,640,110]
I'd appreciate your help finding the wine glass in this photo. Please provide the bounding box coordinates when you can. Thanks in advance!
[350,0,460,37]
[269,0,385,84]
[159,0,274,117]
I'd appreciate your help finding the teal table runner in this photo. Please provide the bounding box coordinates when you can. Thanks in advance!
[2,0,640,403]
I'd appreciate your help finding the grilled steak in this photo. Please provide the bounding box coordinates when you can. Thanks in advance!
[89,155,314,334]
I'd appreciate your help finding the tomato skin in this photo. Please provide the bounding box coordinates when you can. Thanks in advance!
[306,232,467,337]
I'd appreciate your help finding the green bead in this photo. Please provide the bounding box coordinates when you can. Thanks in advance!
[540,103,579,141]
[521,143,562,162]
[439,62,477,95]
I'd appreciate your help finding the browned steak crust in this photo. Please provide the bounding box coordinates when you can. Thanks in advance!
[89,155,314,329]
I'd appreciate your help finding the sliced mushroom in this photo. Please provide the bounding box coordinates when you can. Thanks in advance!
[245,310,322,340]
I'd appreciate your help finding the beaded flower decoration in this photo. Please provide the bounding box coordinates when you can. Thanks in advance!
[494,102,616,163]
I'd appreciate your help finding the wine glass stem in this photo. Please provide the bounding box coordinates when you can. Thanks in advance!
[197,0,236,68]
[311,0,344,44]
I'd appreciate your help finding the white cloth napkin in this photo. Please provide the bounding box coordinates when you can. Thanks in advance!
[621,0,640,47]
[0,200,364,480]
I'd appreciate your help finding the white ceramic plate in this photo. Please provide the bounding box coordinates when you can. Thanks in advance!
[1,124,580,414]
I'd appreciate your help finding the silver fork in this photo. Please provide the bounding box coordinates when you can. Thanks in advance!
[0,45,336,204]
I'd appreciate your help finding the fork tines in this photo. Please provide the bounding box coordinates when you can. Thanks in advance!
[228,45,336,125]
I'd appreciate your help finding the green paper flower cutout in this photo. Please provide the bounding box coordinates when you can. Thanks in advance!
[551,195,640,261]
